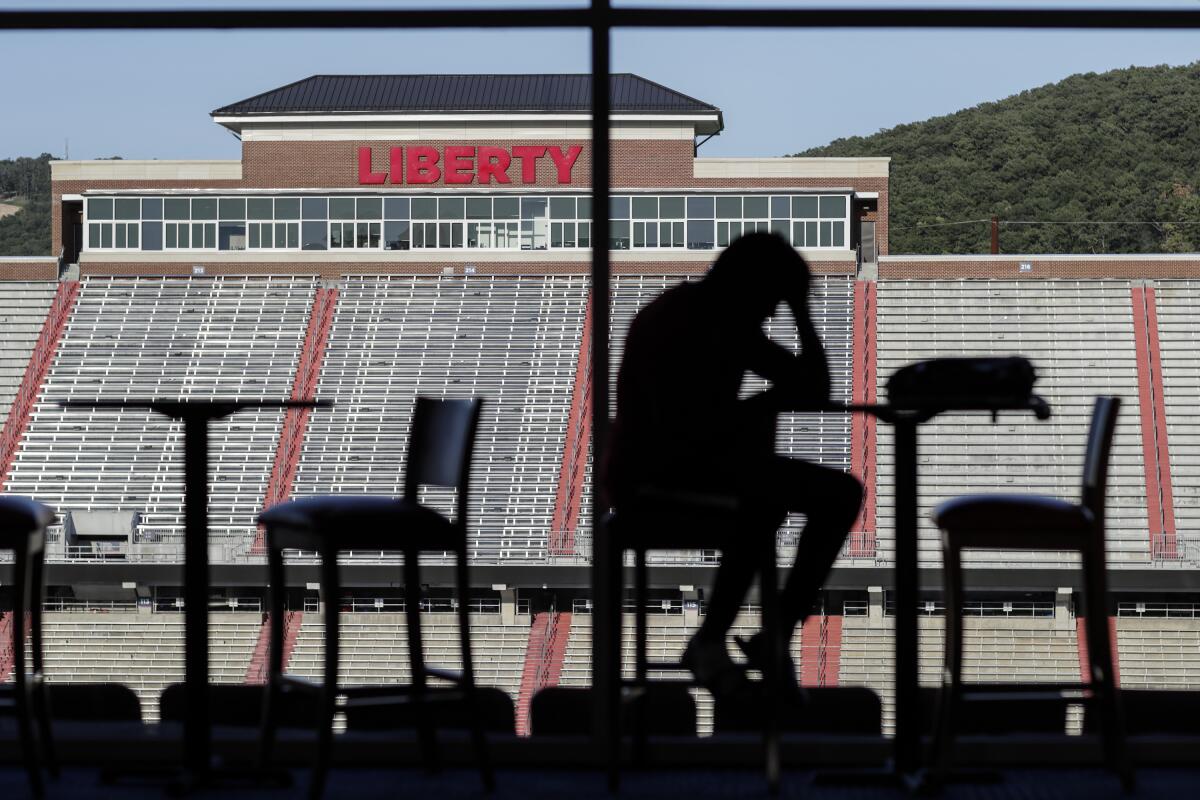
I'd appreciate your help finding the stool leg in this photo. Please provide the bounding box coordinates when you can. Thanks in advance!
[258,538,286,772]
[13,546,44,798]
[310,551,339,800]
[759,540,781,795]
[931,534,965,787]
[606,543,624,794]
[405,550,439,773]
[455,547,494,791]
[1083,549,1133,791]
[633,547,649,768]
[29,547,55,777]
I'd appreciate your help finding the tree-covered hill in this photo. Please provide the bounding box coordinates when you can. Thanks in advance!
[797,63,1200,255]
[0,154,55,256]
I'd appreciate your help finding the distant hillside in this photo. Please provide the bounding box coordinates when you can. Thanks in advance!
[0,154,55,256]
[798,63,1200,255]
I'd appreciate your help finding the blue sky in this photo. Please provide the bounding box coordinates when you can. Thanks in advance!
[2,1,1200,160]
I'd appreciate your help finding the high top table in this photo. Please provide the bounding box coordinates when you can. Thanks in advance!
[58,398,327,788]
[824,396,1050,786]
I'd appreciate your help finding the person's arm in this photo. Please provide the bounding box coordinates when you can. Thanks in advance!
[788,293,831,404]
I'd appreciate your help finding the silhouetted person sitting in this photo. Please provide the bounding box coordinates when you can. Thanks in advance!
[605,232,863,694]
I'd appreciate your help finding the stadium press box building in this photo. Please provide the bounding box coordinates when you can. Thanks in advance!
[50,74,889,276]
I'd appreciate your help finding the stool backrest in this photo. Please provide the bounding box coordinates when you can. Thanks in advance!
[404,397,483,512]
[1080,396,1120,530]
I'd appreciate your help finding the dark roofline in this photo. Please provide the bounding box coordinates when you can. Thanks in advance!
[211,73,721,119]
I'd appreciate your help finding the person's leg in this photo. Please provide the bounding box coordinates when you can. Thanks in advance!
[770,459,863,637]
[686,507,782,692]
[694,544,759,643]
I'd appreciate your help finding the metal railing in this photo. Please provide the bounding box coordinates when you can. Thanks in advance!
[1117,602,1200,618]
[299,596,527,615]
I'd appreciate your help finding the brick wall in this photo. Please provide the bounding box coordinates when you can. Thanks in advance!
[0,261,58,281]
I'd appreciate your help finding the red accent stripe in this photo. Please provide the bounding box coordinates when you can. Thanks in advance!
[1130,288,1163,550]
[799,615,821,686]
[543,611,572,686]
[549,293,592,555]
[0,281,80,489]
[1075,616,1091,683]
[244,610,304,684]
[0,611,13,681]
[514,613,550,735]
[1144,287,1179,557]
[256,288,339,553]
[1131,287,1179,559]
[848,280,877,556]
[514,610,573,735]
[1110,616,1121,687]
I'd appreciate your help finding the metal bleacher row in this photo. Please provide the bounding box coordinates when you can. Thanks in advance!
[288,611,531,729]
[5,275,316,557]
[291,274,587,562]
[0,281,58,422]
[1154,281,1200,558]
[33,611,261,722]
[7,273,1197,566]
[838,613,1082,735]
[9,607,1195,730]
[875,280,1148,567]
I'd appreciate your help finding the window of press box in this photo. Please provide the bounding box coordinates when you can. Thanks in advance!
[82,193,851,251]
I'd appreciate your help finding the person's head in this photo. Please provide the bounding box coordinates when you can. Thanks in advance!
[704,232,811,323]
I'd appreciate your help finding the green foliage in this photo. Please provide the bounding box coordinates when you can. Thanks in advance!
[0,153,54,201]
[0,200,51,256]
[797,63,1200,254]
[0,153,55,256]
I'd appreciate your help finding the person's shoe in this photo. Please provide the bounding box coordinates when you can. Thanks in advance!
[680,636,748,696]
[734,631,803,697]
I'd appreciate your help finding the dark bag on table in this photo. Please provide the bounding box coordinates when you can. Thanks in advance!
[886,357,1037,409]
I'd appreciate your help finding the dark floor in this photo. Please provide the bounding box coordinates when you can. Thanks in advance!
[0,766,1188,800]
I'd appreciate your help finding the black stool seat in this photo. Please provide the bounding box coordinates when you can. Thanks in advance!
[259,495,453,551]
[0,495,56,798]
[257,397,493,800]
[934,495,1092,545]
[929,396,1132,791]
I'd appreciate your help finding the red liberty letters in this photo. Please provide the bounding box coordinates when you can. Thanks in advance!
[356,144,583,185]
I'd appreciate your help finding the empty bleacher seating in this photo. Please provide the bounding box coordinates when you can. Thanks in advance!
[30,611,260,722]
[558,610,818,736]
[1116,616,1200,690]
[838,613,1080,734]
[290,274,588,562]
[874,280,1146,567]
[5,275,317,557]
[1150,281,1200,559]
[287,611,531,728]
[0,281,57,422]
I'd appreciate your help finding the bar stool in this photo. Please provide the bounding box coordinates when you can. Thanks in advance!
[257,397,493,799]
[929,396,1132,790]
[604,488,783,793]
[0,496,56,798]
